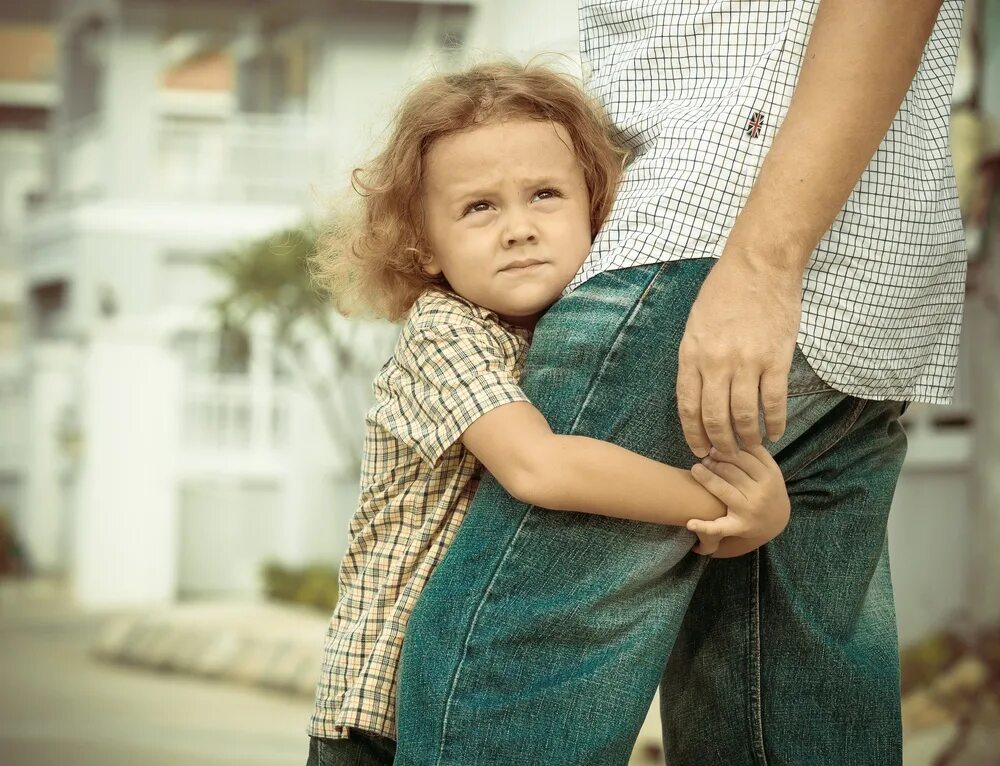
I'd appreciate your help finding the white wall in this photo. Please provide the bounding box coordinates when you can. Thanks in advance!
[22,342,79,572]
[889,466,972,646]
[467,0,580,67]
[73,320,182,607]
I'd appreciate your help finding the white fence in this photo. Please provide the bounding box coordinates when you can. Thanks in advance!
[179,375,292,475]
[53,112,330,204]
[157,113,330,203]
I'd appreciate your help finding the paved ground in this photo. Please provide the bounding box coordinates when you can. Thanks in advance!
[2,578,991,765]
[0,583,315,766]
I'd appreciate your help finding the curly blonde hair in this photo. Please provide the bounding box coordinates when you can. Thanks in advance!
[312,60,630,322]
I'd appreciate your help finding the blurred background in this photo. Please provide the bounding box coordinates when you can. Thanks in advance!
[0,0,996,764]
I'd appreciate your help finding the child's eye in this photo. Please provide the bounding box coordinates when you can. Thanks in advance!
[533,188,563,202]
[463,200,493,216]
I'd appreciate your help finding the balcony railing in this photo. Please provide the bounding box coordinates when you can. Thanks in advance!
[158,113,330,203]
[179,375,291,475]
[53,112,330,205]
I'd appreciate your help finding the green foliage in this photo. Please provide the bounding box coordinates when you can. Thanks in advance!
[0,507,30,577]
[900,626,1000,696]
[901,631,965,694]
[262,560,339,612]
[206,225,330,339]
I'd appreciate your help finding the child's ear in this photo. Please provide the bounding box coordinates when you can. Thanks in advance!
[420,252,443,277]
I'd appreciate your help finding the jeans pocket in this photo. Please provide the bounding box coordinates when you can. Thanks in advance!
[787,345,835,397]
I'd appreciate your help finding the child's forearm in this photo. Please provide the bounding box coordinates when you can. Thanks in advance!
[512,433,725,527]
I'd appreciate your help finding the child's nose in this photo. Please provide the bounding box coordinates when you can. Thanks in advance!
[502,211,538,247]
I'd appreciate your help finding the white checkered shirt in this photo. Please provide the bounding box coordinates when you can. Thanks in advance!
[572,0,967,404]
[309,289,530,740]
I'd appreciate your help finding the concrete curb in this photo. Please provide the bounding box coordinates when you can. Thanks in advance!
[87,595,997,766]
[91,600,329,698]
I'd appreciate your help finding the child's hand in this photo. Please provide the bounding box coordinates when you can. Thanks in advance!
[691,527,724,556]
[686,444,790,549]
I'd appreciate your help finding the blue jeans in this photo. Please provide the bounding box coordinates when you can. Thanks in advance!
[396,260,908,765]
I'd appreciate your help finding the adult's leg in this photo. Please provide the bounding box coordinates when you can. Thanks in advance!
[660,390,907,765]
[395,259,895,765]
[396,261,709,766]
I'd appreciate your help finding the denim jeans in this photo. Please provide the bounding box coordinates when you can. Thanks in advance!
[395,259,908,766]
[306,732,396,766]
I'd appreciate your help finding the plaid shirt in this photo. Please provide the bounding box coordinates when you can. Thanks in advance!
[573,0,967,403]
[309,289,531,740]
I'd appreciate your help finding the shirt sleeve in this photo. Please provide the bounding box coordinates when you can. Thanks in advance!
[384,323,530,467]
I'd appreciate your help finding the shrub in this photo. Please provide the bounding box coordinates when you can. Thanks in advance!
[262,561,339,612]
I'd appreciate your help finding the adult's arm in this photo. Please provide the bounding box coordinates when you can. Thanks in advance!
[677,0,946,457]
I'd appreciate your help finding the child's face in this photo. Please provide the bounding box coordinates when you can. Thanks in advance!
[421,118,593,328]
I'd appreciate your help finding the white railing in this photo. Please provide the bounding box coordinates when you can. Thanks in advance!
[179,375,291,475]
[157,113,329,203]
[53,112,329,204]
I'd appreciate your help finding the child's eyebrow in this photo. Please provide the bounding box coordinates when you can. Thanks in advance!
[449,176,565,200]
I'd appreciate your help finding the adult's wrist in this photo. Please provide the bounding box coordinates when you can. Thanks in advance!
[719,234,811,286]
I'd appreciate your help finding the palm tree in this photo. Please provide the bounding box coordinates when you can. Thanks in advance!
[206,223,398,473]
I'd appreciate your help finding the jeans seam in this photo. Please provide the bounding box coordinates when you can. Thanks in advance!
[433,263,667,766]
[749,549,768,766]
[569,265,665,431]
[786,347,835,398]
[787,384,834,398]
[782,396,867,483]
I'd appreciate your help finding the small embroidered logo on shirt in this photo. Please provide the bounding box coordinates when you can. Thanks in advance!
[746,111,765,139]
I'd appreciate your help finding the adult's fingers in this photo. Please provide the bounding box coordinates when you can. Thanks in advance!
[760,366,789,442]
[701,374,739,455]
[677,356,711,457]
[730,370,762,447]
[691,462,743,507]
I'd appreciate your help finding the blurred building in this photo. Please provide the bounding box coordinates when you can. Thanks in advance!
[0,0,994,647]
[1,0,478,606]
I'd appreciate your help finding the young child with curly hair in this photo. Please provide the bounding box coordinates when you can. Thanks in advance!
[305,61,790,765]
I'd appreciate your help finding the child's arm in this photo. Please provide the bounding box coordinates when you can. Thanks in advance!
[461,401,781,534]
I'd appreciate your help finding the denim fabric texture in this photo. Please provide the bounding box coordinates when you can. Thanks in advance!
[395,259,908,766]
[306,732,396,766]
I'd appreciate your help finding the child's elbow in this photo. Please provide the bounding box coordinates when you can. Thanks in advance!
[498,463,554,508]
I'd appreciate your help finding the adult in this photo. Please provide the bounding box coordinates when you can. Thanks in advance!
[396,1,966,764]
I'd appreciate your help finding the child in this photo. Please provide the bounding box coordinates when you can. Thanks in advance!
[305,61,790,765]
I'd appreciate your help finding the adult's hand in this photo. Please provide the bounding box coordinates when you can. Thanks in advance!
[677,253,802,457]
[670,0,945,458]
